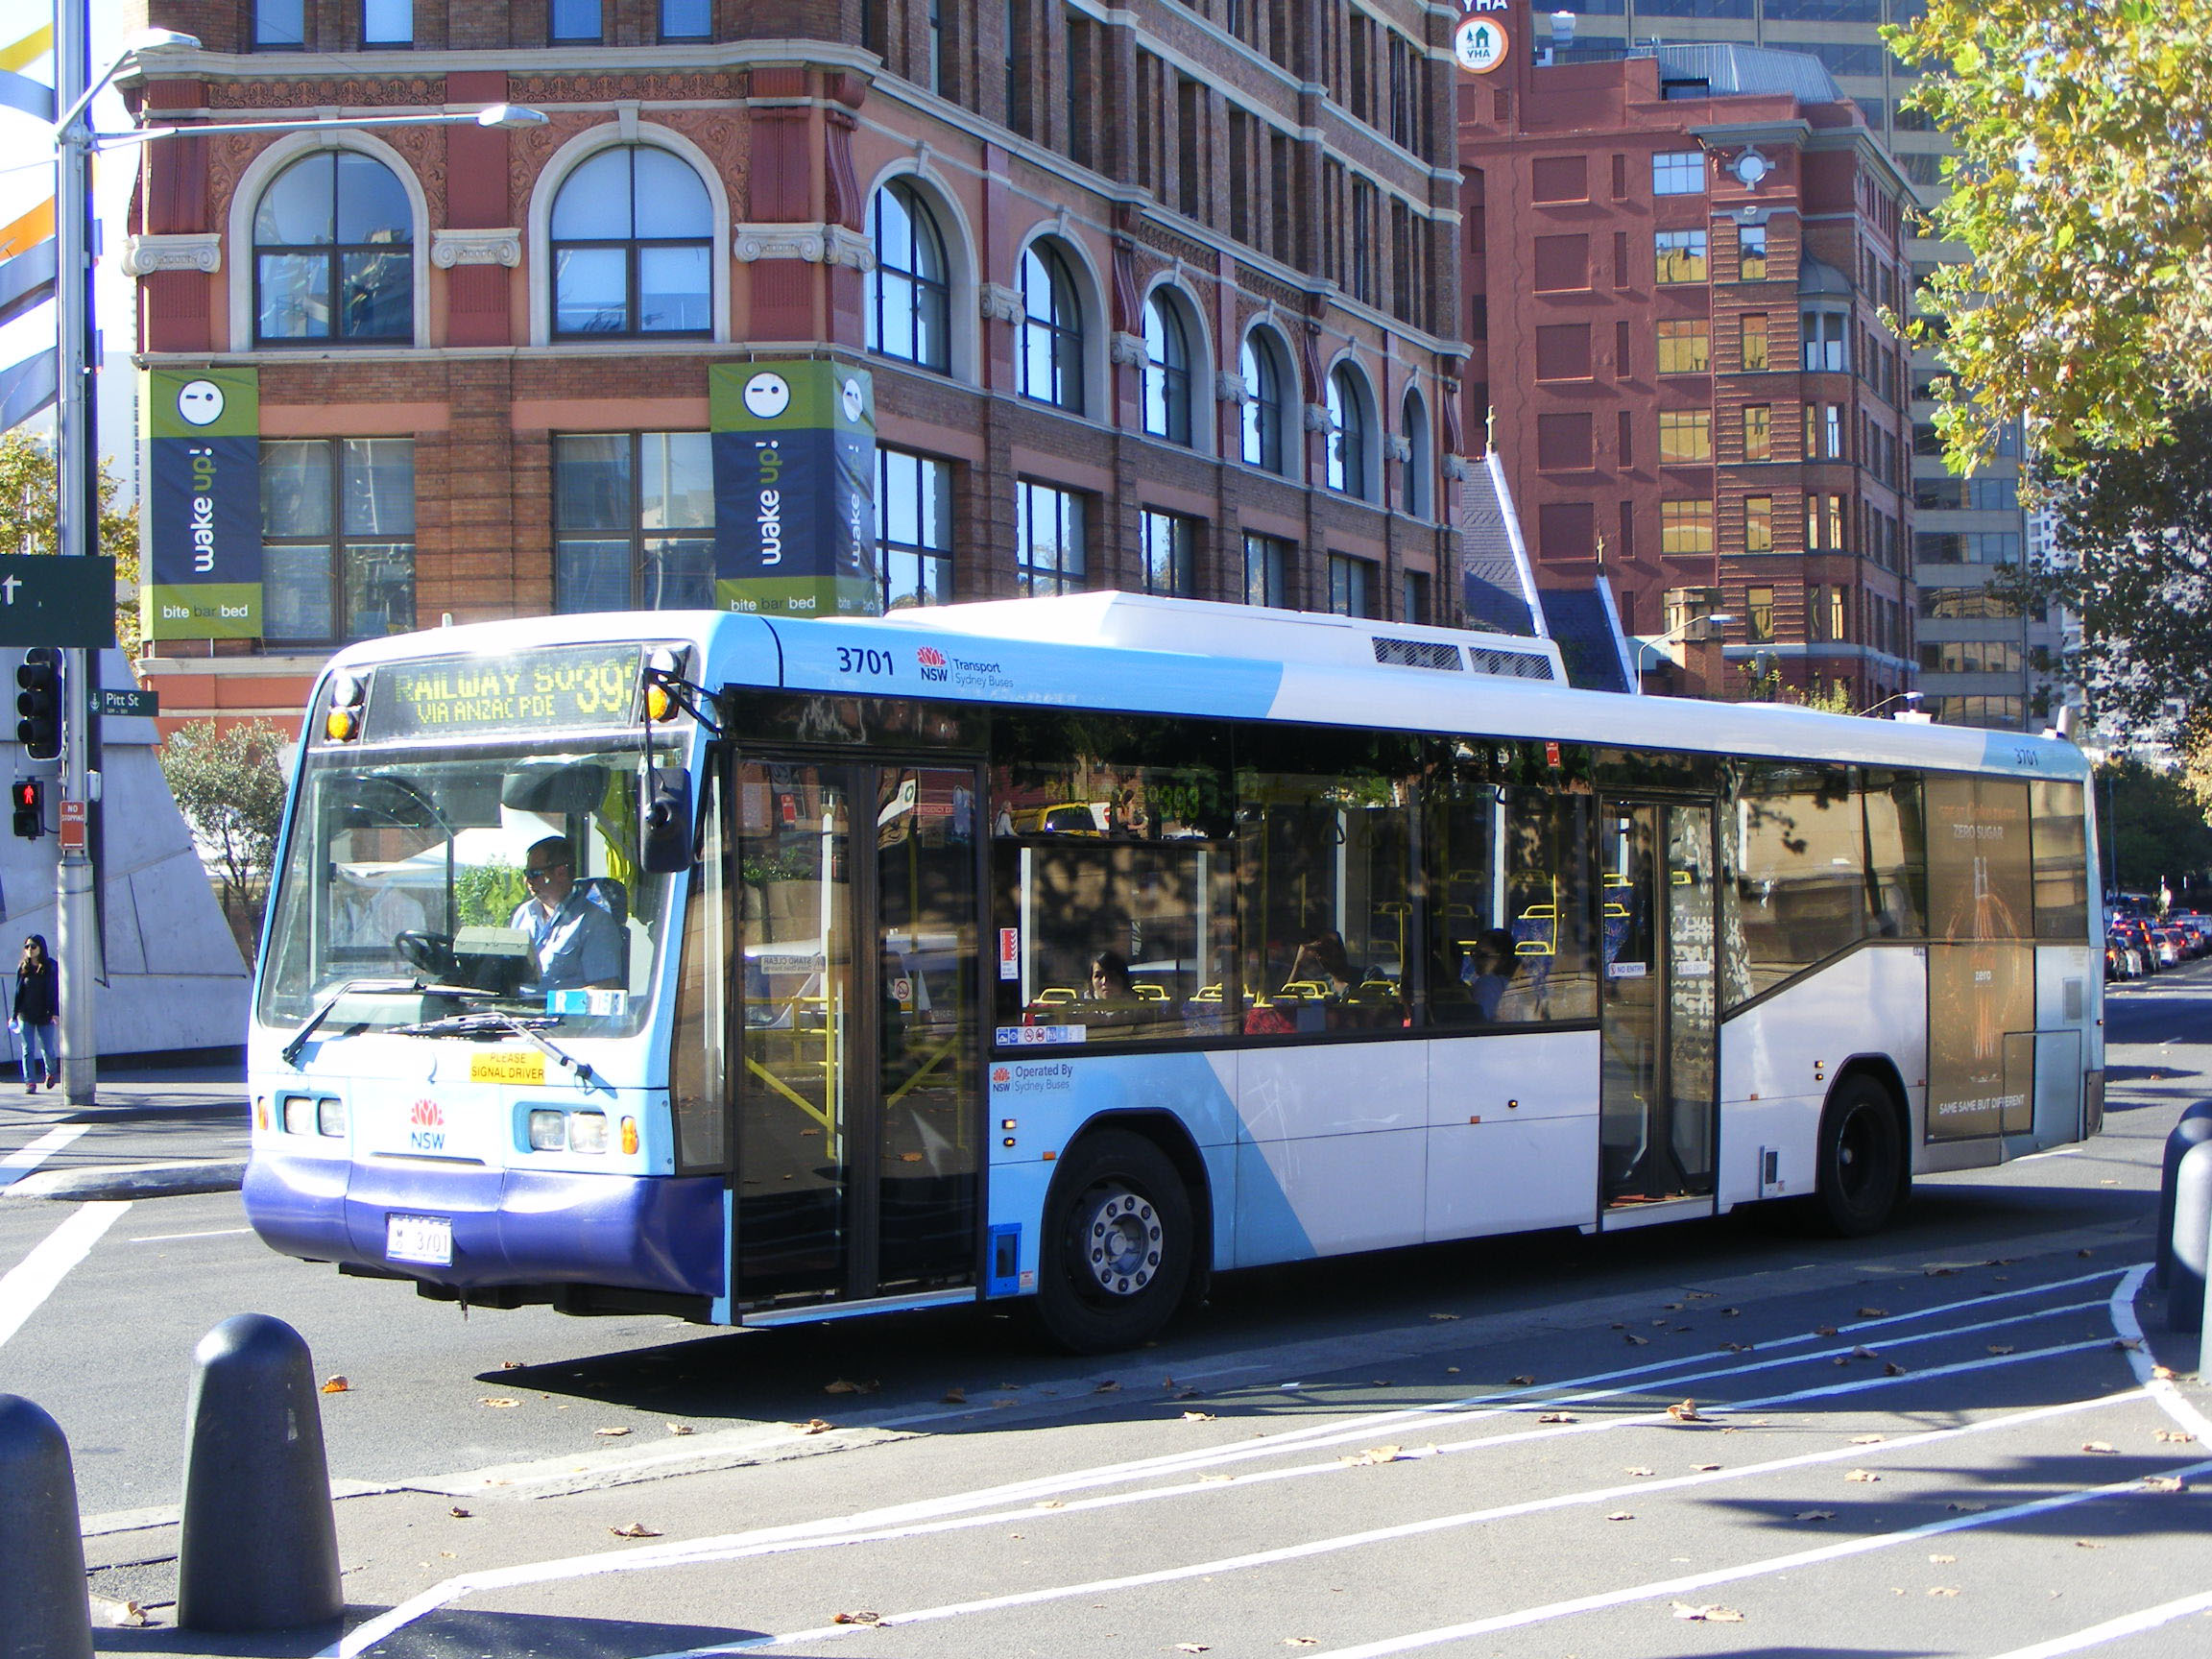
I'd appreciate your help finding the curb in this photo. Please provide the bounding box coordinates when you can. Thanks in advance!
[2,1160,247,1201]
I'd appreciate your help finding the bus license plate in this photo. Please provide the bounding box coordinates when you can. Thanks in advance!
[386,1214,452,1266]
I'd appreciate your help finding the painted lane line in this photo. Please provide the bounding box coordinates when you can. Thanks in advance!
[1286,1459,2212,1659]
[2106,1263,2212,1445]
[659,1420,2208,1658]
[127,1227,253,1244]
[0,1202,131,1349]
[0,1124,88,1190]
[1979,1587,2212,1659]
[325,1343,2145,1659]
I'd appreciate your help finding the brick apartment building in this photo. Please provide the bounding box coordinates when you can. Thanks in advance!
[122,1,1469,730]
[1457,4,1915,708]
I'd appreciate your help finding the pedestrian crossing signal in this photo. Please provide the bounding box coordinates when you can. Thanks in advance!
[11,777,40,840]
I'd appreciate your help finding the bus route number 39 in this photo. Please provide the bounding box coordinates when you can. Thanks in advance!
[836,646,897,677]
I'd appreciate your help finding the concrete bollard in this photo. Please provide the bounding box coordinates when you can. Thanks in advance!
[2154,1105,2212,1287]
[2169,1140,2212,1335]
[0,1394,94,1659]
[176,1315,343,1633]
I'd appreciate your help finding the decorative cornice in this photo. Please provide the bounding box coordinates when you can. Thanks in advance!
[1440,454,1471,480]
[1303,402,1333,433]
[1385,435,1412,463]
[1109,330,1145,367]
[731,223,874,270]
[121,232,222,277]
[979,282,1023,324]
[430,228,521,269]
[1214,370,1247,403]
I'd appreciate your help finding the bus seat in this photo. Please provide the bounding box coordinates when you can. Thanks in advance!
[578,876,629,927]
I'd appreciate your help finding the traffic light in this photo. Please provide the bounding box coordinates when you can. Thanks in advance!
[10,778,40,840]
[15,646,60,761]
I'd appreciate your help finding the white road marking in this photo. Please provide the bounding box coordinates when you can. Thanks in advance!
[323,1322,2140,1659]
[127,1227,252,1244]
[1979,1588,2212,1659]
[0,1202,130,1348]
[2108,1263,2212,1443]
[2017,1146,2083,1161]
[0,1124,88,1190]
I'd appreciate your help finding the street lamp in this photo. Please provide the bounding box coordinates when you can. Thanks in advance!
[1631,612,1735,687]
[1860,688,1927,720]
[46,5,542,1104]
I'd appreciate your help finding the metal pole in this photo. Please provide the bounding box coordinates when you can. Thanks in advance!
[56,0,101,1107]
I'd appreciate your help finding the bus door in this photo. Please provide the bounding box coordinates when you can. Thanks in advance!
[1598,796,1719,1221]
[729,758,981,1312]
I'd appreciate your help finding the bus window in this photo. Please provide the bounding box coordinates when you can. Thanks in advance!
[2031,781,2089,941]
[1861,769,1929,943]
[1727,762,1863,1001]
[1235,728,1418,1036]
[990,714,1236,1044]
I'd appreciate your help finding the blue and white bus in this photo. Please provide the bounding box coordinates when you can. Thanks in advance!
[245,594,2103,1352]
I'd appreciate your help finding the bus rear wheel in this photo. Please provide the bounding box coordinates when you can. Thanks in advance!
[1033,1130,1192,1355]
[1814,1075,1906,1238]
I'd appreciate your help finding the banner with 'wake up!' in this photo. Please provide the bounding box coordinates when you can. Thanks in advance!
[144,367,261,640]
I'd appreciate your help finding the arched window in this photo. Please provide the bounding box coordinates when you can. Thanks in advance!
[1402,388,1431,518]
[253,150,412,344]
[1240,329,1287,474]
[1017,241,1085,413]
[1327,364,1372,499]
[1142,290,1192,445]
[550,146,712,337]
[868,180,950,372]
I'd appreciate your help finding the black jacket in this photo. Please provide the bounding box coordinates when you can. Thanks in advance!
[13,961,57,1026]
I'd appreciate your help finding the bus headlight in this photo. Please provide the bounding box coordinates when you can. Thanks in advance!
[281,1094,314,1135]
[317,1096,347,1137]
[568,1112,609,1154]
[527,1109,566,1151]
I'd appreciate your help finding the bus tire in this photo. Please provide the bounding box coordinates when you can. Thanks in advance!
[1814,1074,1906,1238]
[1033,1129,1193,1355]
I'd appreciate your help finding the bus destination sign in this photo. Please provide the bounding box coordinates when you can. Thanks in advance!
[364,644,645,740]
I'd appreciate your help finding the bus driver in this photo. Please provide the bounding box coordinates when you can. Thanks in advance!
[511,835,623,992]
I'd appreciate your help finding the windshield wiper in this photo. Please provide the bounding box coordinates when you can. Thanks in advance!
[389,1007,604,1093]
[280,977,478,1067]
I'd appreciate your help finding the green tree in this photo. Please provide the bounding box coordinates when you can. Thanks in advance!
[1887,0,2212,469]
[159,719,291,963]
[2102,757,2212,904]
[2014,401,2212,738]
[0,428,143,653]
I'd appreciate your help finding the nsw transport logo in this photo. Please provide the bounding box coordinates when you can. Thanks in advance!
[916,645,949,683]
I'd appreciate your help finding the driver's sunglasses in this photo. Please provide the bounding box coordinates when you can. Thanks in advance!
[524,863,568,884]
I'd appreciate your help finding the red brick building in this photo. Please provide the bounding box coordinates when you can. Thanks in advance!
[123,1,1469,730]
[1457,10,1915,706]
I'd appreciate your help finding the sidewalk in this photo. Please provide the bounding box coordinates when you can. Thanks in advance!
[0,1062,249,1201]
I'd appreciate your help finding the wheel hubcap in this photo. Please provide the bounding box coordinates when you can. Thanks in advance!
[1077,1183,1162,1297]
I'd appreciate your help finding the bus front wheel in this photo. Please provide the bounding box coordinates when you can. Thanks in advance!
[1814,1075,1907,1238]
[1034,1130,1192,1355]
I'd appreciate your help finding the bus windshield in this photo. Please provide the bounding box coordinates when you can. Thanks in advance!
[256,737,679,1038]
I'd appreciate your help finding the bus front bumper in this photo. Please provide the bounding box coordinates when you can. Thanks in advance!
[243,1154,724,1300]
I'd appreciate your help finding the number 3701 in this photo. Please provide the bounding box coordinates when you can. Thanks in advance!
[836,646,897,677]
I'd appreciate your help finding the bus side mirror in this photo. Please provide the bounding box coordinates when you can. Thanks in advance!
[641,768,694,875]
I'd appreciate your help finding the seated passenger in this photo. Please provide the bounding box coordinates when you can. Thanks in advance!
[1468,927,1520,1022]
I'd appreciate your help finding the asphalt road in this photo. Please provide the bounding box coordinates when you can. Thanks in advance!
[0,968,2206,1657]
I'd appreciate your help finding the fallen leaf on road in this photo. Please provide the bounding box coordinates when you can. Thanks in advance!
[1606,1511,1634,1521]
[1686,1290,1716,1300]
[1624,1465,1655,1478]
[1175,1388,1201,1400]
[2083,1441,2118,1454]
[478,1397,518,1408]
[1339,1445,1403,1466]
[1610,1322,1627,1331]
[610,1522,661,1538]
[1815,1325,1839,1336]
[2153,1365,2177,1381]
[2156,1431,2196,1443]
[1929,1553,1956,1564]
[2074,1539,2105,1549]
[1286,1639,1319,1647]
[1035,1499,1065,1507]
[1946,1502,1986,1512]
[1175,1644,1211,1653]
[1662,1303,1683,1311]
[594,1427,631,1437]
[1852,1434,1886,1445]
[1925,1266,1957,1277]
[1987,1346,2015,1356]
[941,1387,966,1404]
[87,1598,148,1629]
[798,1418,834,1434]
[2078,1248,2095,1258]
[824,1379,879,1395]
[1094,1380,1121,1393]
[499,1359,524,1370]
[1536,1412,1576,1424]
[1667,1400,1700,1421]
[448,1506,471,1519]
[1846,1469,1881,1482]
[321,1376,350,1394]
[2142,1476,2187,1494]
[1624,1334,1649,1346]
[1671,1602,1744,1623]
[1928,1587,1960,1598]
[667,1423,693,1436]
[1429,1311,1459,1321]
[1200,1473,1235,1482]
[1852,1345,1879,1359]
[1720,1342,1752,1353]
[1885,1362,1908,1377]
[2114,1338,2144,1353]
[1795,1510,1836,1522]
[1445,1366,1460,1374]
[831,1611,882,1625]
[1182,1410,1217,1422]
[1508,1374,1536,1386]
[1857,1308,1887,1318]
[1695,1462,1721,1472]
[1720,1308,1741,1317]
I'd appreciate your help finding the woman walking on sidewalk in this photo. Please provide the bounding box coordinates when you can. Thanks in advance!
[12,934,58,1093]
